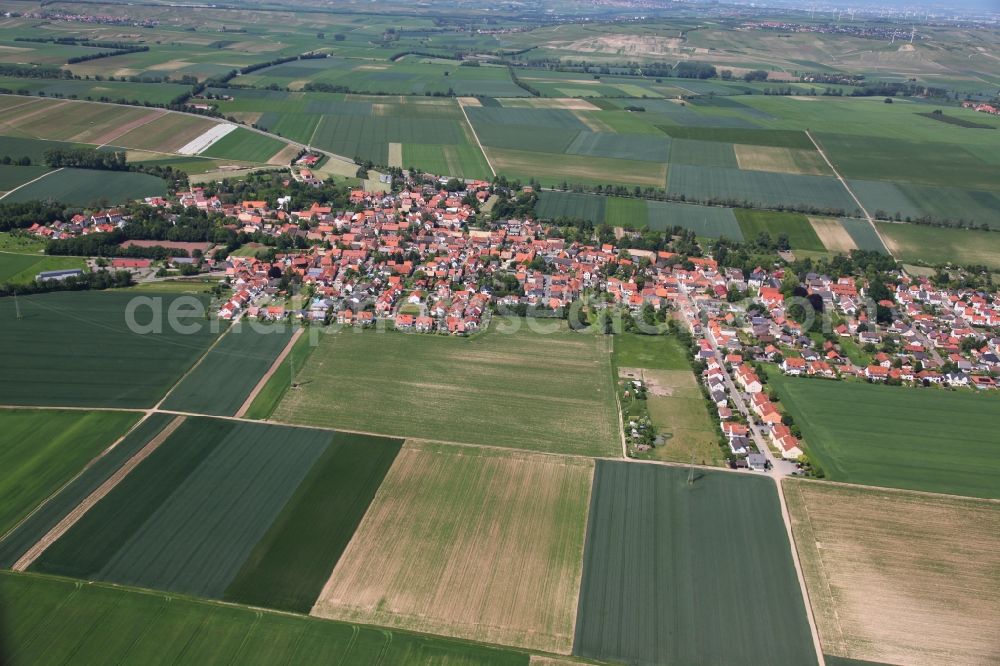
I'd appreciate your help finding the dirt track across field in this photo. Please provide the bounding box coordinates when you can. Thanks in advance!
[234,327,303,418]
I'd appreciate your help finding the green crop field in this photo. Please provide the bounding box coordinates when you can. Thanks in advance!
[0,571,530,665]
[735,209,826,251]
[815,133,1000,192]
[564,131,671,162]
[667,164,857,213]
[272,320,620,457]
[877,223,1000,269]
[0,409,137,539]
[850,180,1000,230]
[535,190,607,223]
[535,191,744,239]
[33,417,399,610]
[646,199,744,239]
[2,168,166,205]
[0,252,85,285]
[669,138,738,167]
[0,164,50,191]
[835,218,888,253]
[659,127,814,149]
[0,291,221,408]
[243,328,316,420]
[160,322,294,416]
[34,418,327,595]
[605,196,649,227]
[573,462,817,665]
[0,414,175,568]
[200,128,286,163]
[766,371,1000,498]
[0,79,191,104]
[0,136,84,162]
[222,431,401,612]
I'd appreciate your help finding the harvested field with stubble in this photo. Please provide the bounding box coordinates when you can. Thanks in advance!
[273,320,620,457]
[312,441,594,654]
[809,216,857,253]
[785,480,1000,666]
[734,144,832,176]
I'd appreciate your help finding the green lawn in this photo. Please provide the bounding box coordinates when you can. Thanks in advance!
[573,462,817,665]
[766,370,1000,498]
[0,291,222,408]
[0,409,138,538]
[0,571,530,665]
[0,252,86,285]
[612,332,690,370]
[0,233,45,253]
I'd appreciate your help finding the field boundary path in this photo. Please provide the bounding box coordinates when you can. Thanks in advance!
[0,168,63,202]
[234,326,304,418]
[806,130,893,258]
[12,415,186,571]
[457,99,495,177]
[777,478,827,666]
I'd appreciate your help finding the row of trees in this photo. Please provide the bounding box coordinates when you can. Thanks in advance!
[0,269,133,297]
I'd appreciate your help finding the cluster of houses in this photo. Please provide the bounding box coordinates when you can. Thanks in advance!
[961,101,1000,116]
[25,209,130,239]
[212,183,601,333]
[739,268,1000,389]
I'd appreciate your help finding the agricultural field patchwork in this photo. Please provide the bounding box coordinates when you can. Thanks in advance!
[0,571,530,665]
[786,481,1000,666]
[534,190,744,239]
[0,291,221,408]
[765,371,1000,498]
[667,164,857,213]
[312,440,593,654]
[573,462,817,665]
[272,320,620,457]
[809,217,858,254]
[0,413,176,569]
[0,409,138,539]
[31,417,401,613]
[835,217,888,253]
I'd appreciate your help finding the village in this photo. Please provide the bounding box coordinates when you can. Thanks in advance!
[19,174,1000,472]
